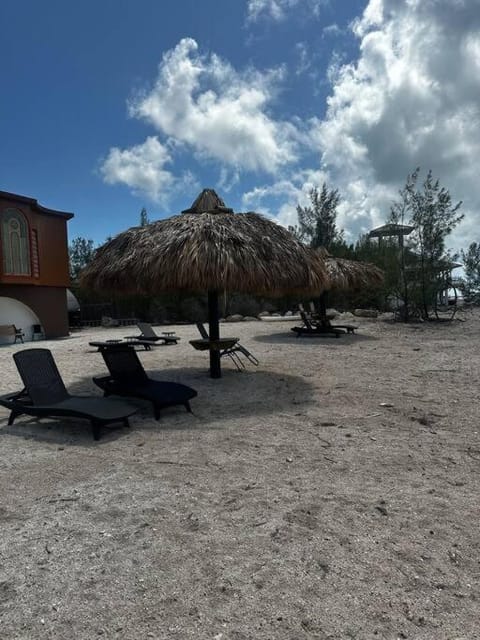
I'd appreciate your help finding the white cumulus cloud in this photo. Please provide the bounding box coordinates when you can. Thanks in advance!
[129,38,297,175]
[101,136,182,203]
[310,0,480,247]
[246,0,328,22]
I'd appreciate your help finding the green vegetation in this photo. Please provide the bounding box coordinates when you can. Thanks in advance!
[460,242,480,303]
[68,237,95,282]
[291,183,343,251]
[68,171,474,323]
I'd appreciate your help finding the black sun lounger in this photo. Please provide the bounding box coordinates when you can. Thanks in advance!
[93,346,197,420]
[291,312,345,338]
[0,349,136,440]
[124,322,180,345]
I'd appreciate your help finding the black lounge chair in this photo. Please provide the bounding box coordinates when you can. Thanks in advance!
[308,301,358,334]
[89,339,156,352]
[194,323,259,370]
[93,346,197,420]
[291,311,345,338]
[125,322,179,345]
[0,349,136,440]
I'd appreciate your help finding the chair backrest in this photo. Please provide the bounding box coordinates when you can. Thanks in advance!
[137,322,158,339]
[101,347,149,385]
[13,349,69,405]
[299,311,313,330]
[309,301,317,314]
[196,323,209,339]
[298,303,305,313]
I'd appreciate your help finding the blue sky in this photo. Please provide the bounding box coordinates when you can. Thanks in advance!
[1,0,479,251]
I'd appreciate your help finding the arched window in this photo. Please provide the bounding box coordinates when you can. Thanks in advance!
[1,209,31,275]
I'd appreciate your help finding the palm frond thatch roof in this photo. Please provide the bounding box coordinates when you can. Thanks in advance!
[80,191,328,296]
[317,248,384,291]
[181,188,233,214]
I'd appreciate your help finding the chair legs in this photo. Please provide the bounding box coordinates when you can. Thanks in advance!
[91,417,130,440]
[153,401,193,419]
[221,345,258,370]
[237,345,259,366]
[91,420,102,441]
[8,410,21,426]
[223,349,245,371]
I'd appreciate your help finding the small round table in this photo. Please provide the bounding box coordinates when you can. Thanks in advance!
[189,337,239,352]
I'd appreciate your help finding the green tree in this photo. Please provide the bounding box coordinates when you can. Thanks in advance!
[69,237,95,281]
[460,242,480,302]
[390,168,463,318]
[350,233,399,309]
[293,183,344,251]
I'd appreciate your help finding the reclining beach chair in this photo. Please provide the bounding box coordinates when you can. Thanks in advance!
[125,322,180,345]
[0,349,136,440]
[93,346,197,420]
[308,301,358,335]
[195,323,259,370]
[291,311,344,338]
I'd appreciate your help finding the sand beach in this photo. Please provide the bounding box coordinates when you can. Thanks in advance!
[0,310,478,639]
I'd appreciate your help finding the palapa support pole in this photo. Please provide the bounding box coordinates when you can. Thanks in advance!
[318,291,328,326]
[207,290,221,379]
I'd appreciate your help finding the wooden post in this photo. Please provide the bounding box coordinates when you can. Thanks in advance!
[207,290,221,379]
[318,292,328,325]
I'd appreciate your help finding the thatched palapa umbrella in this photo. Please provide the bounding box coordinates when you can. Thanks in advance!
[319,249,384,292]
[314,248,384,323]
[81,189,328,378]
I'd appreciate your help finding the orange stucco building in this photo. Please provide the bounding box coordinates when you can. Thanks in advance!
[0,190,74,339]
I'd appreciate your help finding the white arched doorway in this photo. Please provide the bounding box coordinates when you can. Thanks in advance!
[0,297,40,344]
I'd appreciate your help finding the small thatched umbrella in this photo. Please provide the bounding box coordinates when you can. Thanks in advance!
[81,189,328,378]
[319,248,384,292]
[314,248,384,322]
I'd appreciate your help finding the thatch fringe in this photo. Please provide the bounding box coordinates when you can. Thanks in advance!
[317,248,384,291]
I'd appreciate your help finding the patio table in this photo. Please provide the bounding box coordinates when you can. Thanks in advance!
[89,339,154,352]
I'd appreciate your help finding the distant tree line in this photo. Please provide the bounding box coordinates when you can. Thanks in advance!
[69,175,476,324]
[289,168,469,320]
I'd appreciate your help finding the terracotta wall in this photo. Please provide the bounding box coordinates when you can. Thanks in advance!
[0,285,68,338]
[0,194,70,287]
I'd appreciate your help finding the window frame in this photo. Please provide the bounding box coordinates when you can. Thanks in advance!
[1,208,33,276]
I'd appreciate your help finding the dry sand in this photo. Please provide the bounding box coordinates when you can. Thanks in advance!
[0,311,479,639]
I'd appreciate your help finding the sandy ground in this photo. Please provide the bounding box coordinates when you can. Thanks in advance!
[0,311,479,640]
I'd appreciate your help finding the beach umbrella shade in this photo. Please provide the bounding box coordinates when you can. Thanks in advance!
[81,189,328,378]
[314,248,384,320]
[317,248,384,292]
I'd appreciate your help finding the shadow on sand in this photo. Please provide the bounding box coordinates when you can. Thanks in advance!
[252,330,378,345]
[0,366,316,446]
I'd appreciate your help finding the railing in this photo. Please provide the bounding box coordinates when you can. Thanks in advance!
[80,317,139,328]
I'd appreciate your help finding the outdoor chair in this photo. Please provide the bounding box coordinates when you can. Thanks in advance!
[194,323,259,370]
[90,339,156,352]
[13,325,24,343]
[0,349,136,440]
[306,303,358,335]
[0,324,24,343]
[93,346,197,419]
[125,322,180,345]
[291,311,344,338]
